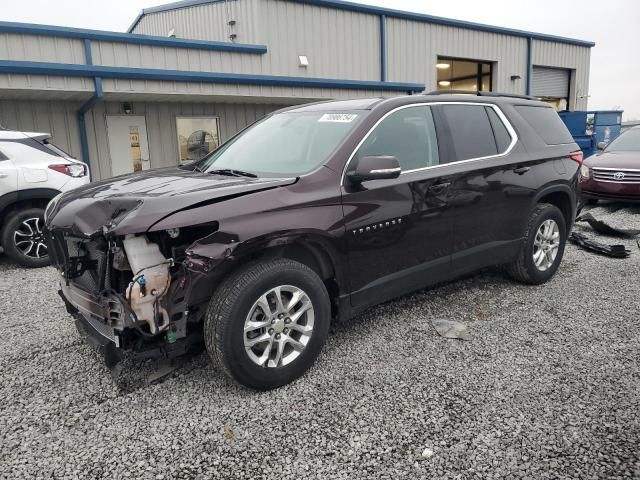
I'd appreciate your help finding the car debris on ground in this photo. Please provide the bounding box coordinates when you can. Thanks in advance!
[571,203,640,258]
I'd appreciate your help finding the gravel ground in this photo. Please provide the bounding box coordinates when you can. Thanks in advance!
[1,203,639,479]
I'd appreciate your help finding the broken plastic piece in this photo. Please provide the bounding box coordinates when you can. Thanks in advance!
[431,318,472,341]
[569,232,631,258]
[576,213,640,238]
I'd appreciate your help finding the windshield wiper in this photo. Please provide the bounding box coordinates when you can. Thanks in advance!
[208,168,257,178]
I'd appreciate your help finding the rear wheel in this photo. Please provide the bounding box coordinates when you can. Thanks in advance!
[506,203,566,285]
[1,208,49,268]
[204,258,331,390]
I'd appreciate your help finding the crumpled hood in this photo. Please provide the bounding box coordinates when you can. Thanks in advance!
[45,167,297,237]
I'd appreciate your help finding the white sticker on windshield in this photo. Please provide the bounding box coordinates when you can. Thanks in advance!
[318,113,358,123]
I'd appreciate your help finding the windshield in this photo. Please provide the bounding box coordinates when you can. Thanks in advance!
[196,111,363,176]
[606,128,640,152]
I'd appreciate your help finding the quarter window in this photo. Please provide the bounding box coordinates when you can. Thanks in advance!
[356,106,439,172]
[441,104,498,161]
[485,107,512,153]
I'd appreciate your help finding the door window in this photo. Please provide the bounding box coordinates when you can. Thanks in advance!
[356,106,439,172]
[440,104,498,161]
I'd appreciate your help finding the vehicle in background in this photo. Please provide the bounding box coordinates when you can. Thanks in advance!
[579,126,640,204]
[45,93,580,390]
[0,130,89,267]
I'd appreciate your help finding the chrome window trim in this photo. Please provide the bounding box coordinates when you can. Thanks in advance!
[341,101,519,185]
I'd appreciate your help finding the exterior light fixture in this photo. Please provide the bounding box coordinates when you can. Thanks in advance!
[438,80,451,87]
[436,63,450,69]
[298,55,309,67]
[510,75,521,81]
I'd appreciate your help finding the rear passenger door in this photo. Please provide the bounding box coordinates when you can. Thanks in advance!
[434,103,539,276]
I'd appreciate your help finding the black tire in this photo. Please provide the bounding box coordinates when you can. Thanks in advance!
[204,258,331,390]
[1,208,50,268]
[505,203,567,285]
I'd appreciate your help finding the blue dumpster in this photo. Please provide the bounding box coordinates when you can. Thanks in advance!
[559,109,623,157]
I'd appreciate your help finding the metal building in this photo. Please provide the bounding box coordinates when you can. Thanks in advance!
[0,0,594,180]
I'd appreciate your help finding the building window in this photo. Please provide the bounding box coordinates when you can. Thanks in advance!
[436,57,493,92]
[176,117,220,163]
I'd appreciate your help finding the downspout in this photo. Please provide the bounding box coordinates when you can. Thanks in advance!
[379,14,386,83]
[77,38,103,174]
[525,36,533,96]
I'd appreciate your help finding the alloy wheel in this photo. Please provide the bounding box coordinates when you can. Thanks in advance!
[533,219,560,271]
[13,217,48,260]
[244,285,315,368]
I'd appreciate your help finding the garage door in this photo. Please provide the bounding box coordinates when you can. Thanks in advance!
[532,67,570,98]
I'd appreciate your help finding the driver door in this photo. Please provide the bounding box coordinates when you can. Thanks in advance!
[341,105,457,309]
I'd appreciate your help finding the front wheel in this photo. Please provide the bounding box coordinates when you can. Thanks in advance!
[1,208,49,268]
[204,258,331,390]
[506,203,567,285]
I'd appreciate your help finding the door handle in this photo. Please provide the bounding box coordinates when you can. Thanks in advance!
[0,173,8,178]
[428,182,451,194]
[513,166,531,175]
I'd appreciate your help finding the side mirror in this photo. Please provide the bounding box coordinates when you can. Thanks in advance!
[597,141,608,151]
[347,155,401,183]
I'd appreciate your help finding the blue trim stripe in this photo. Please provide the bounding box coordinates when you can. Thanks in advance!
[0,21,267,54]
[0,60,425,92]
[128,0,594,48]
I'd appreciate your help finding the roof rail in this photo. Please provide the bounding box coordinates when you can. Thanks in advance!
[426,90,539,101]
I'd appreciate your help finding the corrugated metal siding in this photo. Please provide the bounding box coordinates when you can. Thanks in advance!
[133,0,261,45]
[0,33,92,92]
[0,100,82,158]
[85,101,283,180]
[256,0,380,80]
[98,78,402,101]
[90,41,263,74]
[386,18,527,94]
[532,39,591,110]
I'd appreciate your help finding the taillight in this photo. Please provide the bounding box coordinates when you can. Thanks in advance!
[569,151,584,166]
[48,164,87,177]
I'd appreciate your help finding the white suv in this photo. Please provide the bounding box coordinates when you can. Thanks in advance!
[0,130,89,267]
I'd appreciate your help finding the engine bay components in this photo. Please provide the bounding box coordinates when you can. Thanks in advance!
[122,235,173,334]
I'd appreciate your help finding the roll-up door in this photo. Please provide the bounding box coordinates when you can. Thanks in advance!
[532,67,570,98]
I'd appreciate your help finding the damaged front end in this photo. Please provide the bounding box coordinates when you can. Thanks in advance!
[46,222,226,366]
[42,169,299,366]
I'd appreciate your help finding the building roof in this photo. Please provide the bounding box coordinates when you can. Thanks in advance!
[127,0,596,48]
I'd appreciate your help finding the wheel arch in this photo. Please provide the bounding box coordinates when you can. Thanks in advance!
[534,184,576,234]
[0,188,60,233]
[188,232,347,321]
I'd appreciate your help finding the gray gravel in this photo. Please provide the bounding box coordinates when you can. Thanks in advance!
[1,203,639,479]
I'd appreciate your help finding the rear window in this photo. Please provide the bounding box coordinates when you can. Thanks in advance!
[515,105,574,145]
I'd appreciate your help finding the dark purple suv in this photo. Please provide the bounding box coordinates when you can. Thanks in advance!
[45,93,581,389]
